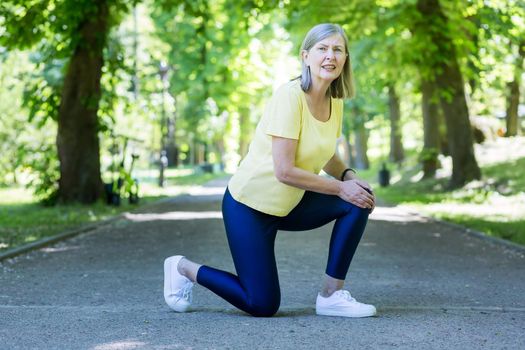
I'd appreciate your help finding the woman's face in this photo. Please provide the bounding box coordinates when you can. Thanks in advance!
[302,34,347,85]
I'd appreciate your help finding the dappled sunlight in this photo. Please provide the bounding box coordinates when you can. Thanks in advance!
[410,171,424,183]
[125,206,429,224]
[134,168,194,181]
[124,211,222,222]
[139,183,226,198]
[0,187,35,205]
[388,173,403,185]
[421,199,525,221]
[475,137,525,166]
[370,206,429,223]
[138,183,190,197]
[91,340,146,350]
[187,185,226,196]
[40,245,80,253]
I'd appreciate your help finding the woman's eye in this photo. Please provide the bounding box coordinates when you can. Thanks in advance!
[335,48,343,52]
[318,47,327,51]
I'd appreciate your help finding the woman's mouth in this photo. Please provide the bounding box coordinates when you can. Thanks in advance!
[321,64,336,72]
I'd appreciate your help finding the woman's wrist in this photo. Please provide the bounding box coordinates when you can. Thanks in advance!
[335,177,345,197]
[340,168,356,181]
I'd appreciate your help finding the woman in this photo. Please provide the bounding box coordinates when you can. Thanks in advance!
[164,23,376,318]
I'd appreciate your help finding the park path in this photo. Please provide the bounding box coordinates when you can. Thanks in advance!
[1,178,524,350]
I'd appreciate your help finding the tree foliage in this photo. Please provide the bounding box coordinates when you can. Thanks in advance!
[0,0,134,203]
[149,0,281,167]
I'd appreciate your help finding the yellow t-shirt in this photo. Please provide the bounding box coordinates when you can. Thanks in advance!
[228,79,343,217]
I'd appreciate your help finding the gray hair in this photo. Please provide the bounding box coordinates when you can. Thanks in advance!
[299,23,355,99]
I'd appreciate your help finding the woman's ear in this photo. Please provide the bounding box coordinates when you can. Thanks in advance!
[301,50,308,63]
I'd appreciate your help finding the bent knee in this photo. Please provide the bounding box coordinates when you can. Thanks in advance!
[341,201,370,218]
[356,205,371,218]
[246,298,280,317]
[354,206,371,225]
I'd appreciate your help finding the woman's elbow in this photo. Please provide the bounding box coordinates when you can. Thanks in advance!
[274,167,293,184]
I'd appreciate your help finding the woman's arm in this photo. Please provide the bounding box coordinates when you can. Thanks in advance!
[323,153,356,181]
[323,153,376,211]
[272,136,375,210]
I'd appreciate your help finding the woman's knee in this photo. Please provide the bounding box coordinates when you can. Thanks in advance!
[246,296,280,317]
[340,201,370,219]
[356,205,371,219]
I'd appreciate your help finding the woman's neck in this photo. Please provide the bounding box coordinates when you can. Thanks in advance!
[306,78,331,104]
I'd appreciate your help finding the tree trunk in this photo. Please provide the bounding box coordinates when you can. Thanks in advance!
[505,41,524,137]
[466,14,481,95]
[421,79,440,179]
[416,0,481,188]
[352,105,369,170]
[437,106,449,156]
[388,84,404,163]
[56,0,109,203]
[188,134,195,166]
[436,58,481,188]
[214,139,225,168]
[335,136,352,168]
[166,111,178,166]
[354,125,369,170]
[342,116,355,167]
[11,163,18,185]
[505,79,520,137]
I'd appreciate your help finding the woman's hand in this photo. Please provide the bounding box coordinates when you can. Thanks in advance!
[338,179,375,212]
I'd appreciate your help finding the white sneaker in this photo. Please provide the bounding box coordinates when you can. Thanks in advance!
[164,255,194,312]
[316,290,377,318]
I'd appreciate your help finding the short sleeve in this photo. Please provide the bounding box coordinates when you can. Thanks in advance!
[265,84,302,140]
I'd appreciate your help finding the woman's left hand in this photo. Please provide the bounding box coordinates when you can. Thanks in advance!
[351,179,375,213]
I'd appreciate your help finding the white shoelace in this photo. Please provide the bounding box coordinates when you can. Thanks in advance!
[336,290,356,303]
[178,282,194,302]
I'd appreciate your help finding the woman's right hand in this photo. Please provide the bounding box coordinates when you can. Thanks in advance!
[338,180,375,210]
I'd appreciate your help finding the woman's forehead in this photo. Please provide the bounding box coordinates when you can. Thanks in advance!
[316,34,345,46]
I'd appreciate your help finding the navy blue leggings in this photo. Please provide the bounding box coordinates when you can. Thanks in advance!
[196,188,369,317]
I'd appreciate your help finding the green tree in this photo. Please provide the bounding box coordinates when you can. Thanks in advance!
[1,0,133,203]
[477,1,525,136]
[414,0,481,187]
[150,0,279,167]
[0,50,50,187]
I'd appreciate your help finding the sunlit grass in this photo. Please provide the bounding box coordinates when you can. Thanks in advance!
[0,201,129,250]
[361,137,525,246]
[433,214,525,245]
[0,187,34,205]
[0,168,228,252]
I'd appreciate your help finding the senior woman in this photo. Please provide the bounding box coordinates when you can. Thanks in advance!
[164,23,376,318]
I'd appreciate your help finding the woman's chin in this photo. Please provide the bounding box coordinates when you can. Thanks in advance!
[320,74,339,83]
[312,72,341,85]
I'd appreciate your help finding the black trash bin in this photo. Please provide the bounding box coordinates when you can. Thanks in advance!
[104,179,123,206]
[378,163,390,187]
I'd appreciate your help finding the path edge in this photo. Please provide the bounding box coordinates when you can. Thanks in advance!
[4,184,522,261]
[398,204,525,254]
[0,197,174,262]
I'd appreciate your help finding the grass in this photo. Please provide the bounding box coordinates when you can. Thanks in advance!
[0,168,227,253]
[360,137,525,246]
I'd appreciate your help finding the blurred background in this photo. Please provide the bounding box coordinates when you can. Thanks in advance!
[0,0,524,251]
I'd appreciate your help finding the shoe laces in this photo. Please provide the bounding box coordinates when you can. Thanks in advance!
[179,282,194,302]
[336,290,356,303]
